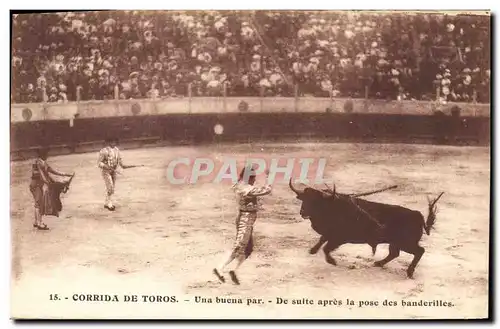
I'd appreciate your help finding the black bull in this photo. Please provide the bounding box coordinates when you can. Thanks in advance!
[289,179,444,278]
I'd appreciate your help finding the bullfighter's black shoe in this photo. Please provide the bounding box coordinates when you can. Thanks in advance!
[229,270,240,285]
[36,223,49,230]
[213,268,225,283]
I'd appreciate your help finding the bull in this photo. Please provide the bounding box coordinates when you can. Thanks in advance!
[289,179,444,278]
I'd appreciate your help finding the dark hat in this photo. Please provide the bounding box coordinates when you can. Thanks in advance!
[105,136,119,143]
[238,164,258,182]
[37,146,49,159]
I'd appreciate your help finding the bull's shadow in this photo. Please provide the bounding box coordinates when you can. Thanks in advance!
[308,246,415,280]
[289,179,444,279]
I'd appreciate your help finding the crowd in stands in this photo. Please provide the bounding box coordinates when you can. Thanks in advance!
[12,11,490,104]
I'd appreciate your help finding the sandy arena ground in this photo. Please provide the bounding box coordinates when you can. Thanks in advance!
[10,142,490,319]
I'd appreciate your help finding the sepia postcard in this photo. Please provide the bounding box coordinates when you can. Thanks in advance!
[9,9,491,320]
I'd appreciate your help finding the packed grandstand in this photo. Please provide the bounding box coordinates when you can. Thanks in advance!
[11,11,490,104]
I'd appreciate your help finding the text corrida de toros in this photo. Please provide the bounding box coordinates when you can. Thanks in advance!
[71,294,178,303]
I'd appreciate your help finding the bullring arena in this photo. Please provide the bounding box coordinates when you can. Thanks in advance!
[11,141,489,319]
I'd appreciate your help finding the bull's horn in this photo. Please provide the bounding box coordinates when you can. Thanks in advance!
[289,178,304,195]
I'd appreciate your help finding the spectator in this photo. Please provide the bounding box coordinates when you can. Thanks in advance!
[11,11,490,103]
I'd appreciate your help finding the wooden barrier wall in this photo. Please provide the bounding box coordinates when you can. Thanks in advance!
[11,112,490,154]
[10,98,490,160]
[11,97,490,123]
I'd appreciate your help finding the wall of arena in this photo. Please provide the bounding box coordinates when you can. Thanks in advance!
[10,97,490,160]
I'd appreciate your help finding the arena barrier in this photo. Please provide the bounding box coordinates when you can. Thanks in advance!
[10,97,490,160]
[11,97,490,123]
[11,110,490,161]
